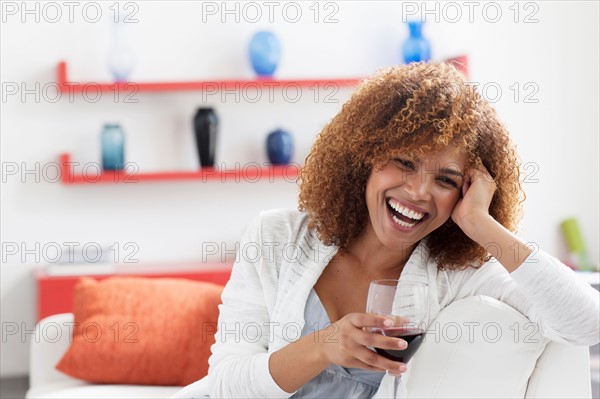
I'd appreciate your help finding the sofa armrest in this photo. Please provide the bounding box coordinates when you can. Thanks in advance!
[393,295,548,398]
[29,313,84,389]
[381,295,592,398]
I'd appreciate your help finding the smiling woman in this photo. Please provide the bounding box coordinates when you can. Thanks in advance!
[171,62,600,399]
[299,62,521,270]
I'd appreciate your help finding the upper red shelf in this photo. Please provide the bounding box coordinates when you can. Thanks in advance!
[59,153,299,184]
[57,61,363,93]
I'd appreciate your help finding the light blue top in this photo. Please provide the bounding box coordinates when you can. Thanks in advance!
[291,289,385,398]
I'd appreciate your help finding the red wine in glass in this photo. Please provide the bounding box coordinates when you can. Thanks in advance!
[366,279,429,399]
[374,327,425,363]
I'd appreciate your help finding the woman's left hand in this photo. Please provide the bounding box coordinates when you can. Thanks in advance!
[451,161,497,237]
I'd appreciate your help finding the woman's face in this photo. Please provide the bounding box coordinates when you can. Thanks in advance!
[365,145,468,250]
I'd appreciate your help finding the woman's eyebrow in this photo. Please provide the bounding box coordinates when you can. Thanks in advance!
[440,168,463,178]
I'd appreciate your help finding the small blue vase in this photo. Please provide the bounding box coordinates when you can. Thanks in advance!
[267,128,293,165]
[248,31,281,77]
[101,124,125,170]
[402,21,431,64]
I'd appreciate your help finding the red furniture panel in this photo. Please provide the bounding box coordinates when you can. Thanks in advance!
[35,264,232,321]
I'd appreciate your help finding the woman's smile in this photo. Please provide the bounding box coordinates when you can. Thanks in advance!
[385,197,429,231]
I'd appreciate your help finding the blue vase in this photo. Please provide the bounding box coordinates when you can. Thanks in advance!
[402,21,431,64]
[248,31,281,77]
[267,129,293,165]
[101,124,125,170]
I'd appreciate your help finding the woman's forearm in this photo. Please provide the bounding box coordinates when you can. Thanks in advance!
[269,330,331,394]
[462,214,532,273]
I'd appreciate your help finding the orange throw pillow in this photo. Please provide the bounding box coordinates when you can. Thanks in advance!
[56,276,224,386]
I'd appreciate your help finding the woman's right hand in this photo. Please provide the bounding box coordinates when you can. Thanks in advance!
[316,313,408,375]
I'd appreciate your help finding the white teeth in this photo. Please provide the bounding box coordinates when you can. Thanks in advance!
[392,214,417,228]
[387,199,425,221]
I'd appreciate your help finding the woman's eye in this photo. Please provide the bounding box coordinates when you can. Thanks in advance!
[438,176,459,188]
[395,158,414,170]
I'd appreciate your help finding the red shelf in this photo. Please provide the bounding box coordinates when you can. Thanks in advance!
[59,153,299,184]
[57,61,363,93]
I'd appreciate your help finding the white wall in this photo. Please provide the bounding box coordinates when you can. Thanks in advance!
[1,1,598,377]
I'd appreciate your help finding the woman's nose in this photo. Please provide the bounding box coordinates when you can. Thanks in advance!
[403,173,433,201]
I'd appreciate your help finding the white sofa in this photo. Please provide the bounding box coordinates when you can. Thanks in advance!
[26,296,592,398]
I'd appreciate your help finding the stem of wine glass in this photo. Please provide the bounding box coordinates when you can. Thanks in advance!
[393,376,401,399]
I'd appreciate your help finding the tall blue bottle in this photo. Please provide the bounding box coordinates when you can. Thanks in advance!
[101,124,125,170]
[402,21,431,64]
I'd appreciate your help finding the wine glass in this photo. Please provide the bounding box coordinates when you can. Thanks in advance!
[366,279,429,398]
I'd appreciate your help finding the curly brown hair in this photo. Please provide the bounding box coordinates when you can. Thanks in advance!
[298,62,524,270]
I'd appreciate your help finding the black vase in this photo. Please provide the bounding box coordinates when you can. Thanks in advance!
[193,108,219,167]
